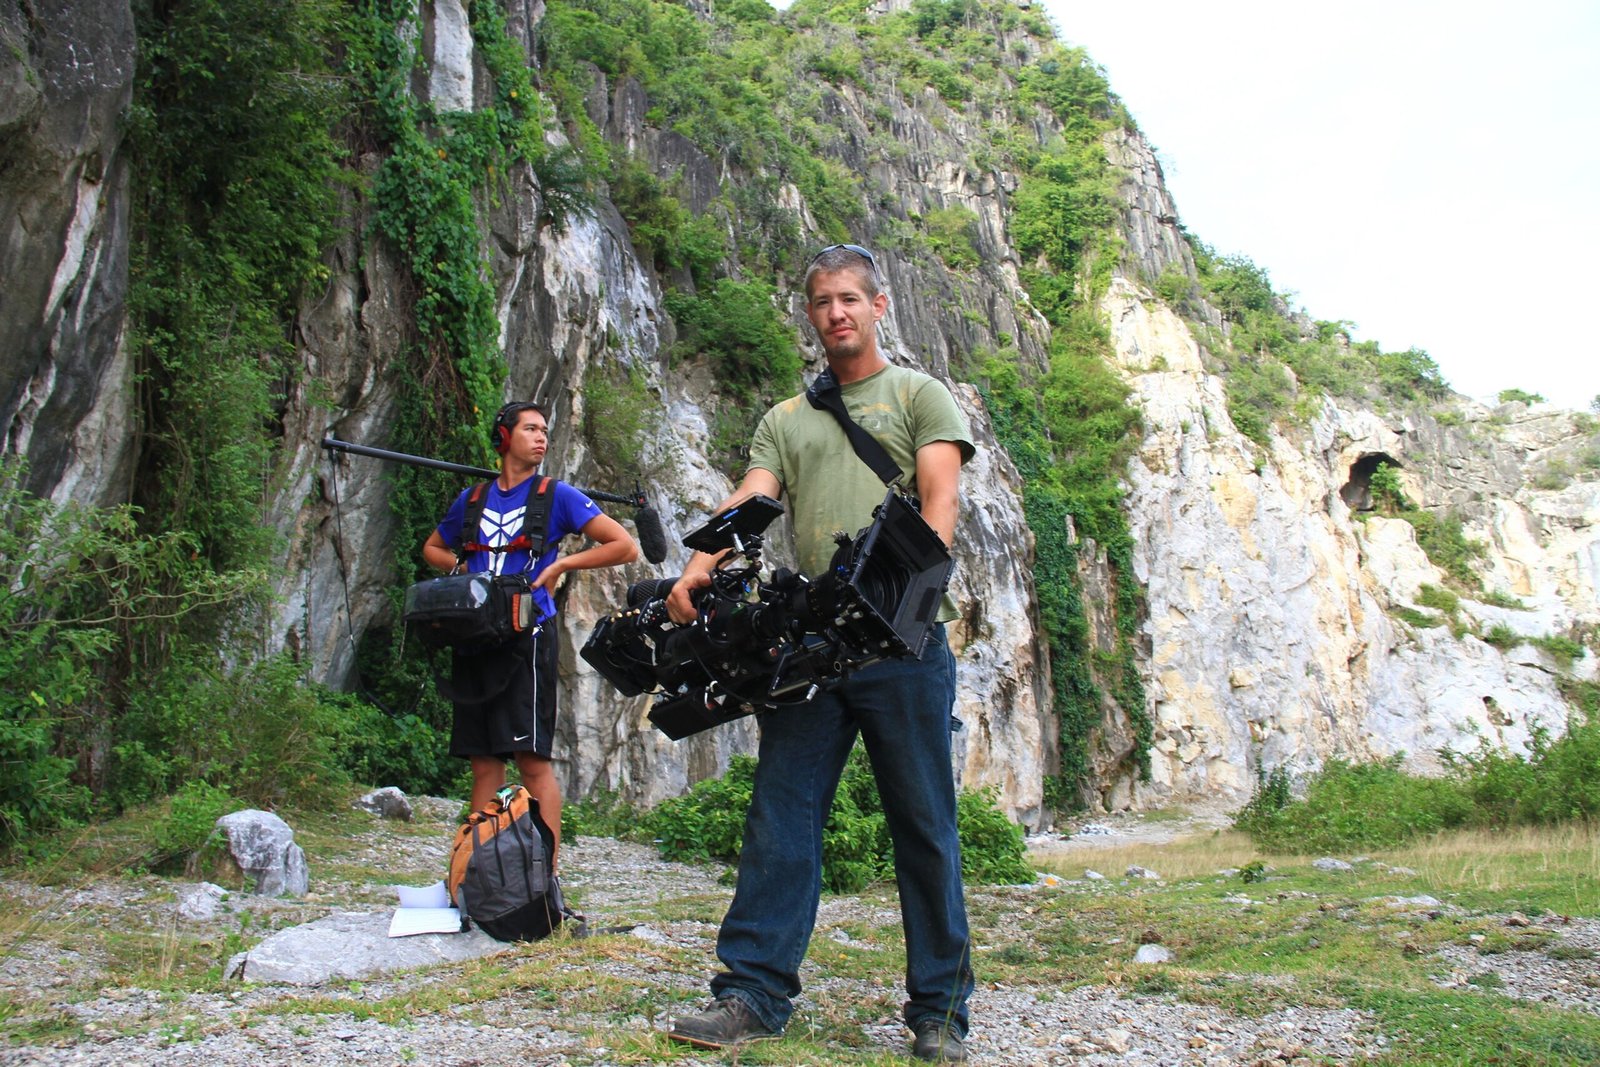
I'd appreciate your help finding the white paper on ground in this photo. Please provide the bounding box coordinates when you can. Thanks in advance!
[395,880,451,909]
[388,880,462,937]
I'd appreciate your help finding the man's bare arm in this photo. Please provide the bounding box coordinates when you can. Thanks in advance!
[914,440,962,547]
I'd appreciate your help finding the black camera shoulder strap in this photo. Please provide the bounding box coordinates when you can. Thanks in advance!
[805,368,903,487]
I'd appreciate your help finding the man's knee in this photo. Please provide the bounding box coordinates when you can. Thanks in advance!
[515,752,555,785]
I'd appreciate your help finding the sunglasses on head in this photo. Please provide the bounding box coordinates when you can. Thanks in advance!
[809,243,877,270]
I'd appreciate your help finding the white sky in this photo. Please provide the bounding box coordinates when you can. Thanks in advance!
[1039,0,1600,410]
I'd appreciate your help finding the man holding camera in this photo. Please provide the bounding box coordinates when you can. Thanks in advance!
[664,245,976,1062]
[422,401,637,870]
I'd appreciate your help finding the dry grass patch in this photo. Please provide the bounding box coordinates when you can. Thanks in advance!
[1031,827,1310,882]
[1389,822,1600,913]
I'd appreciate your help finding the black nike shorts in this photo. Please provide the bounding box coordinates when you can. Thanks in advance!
[448,625,558,760]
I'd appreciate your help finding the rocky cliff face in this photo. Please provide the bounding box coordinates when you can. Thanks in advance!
[1,0,137,507]
[5,0,1596,827]
[1096,224,1597,810]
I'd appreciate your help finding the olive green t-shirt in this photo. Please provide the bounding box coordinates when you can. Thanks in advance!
[747,364,974,620]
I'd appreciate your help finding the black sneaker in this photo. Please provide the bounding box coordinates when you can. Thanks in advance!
[667,997,778,1049]
[911,1019,968,1062]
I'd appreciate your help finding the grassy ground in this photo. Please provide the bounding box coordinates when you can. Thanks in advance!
[1,802,1597,1064]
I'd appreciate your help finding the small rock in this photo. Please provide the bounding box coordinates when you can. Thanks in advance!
[1100,1028,1132,1053]
[1313,858,1354,872]
[1134,944,1172,964]
[176,882,228,921]
[1125,865,1161,880]
[1085,869,1106,881]
[1506,912,1531,927]
[355,787,413,822]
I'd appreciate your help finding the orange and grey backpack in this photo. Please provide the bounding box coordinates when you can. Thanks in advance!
[447,785,578,941]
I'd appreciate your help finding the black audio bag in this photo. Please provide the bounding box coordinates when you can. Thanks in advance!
[403,571,538,650]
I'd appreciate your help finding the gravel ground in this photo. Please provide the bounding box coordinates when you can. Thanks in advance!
[2,803,1595,1066]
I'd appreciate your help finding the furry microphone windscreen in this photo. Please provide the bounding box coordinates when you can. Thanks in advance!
[633,505,670,565]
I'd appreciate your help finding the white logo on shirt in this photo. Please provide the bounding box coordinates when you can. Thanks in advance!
[479,505,525,576]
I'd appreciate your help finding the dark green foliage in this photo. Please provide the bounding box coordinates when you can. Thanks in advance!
[0,462,247,847]
[645,754,756,865]
[921,205,981,269]
[1196,251,1275,322]
[665,280,802,402]
[1481,623,1520,649]
[562,790,645,841]
[1222,353,1293,449]
[956,786,1033,883]
[646,747,1034,889]
[1532,634,1586,668]
[610,159,725,283]
[1236,766,1292,825]
[1010,143,1119,307]
[1497,388,1546,406]
[129,0,348,569]
[1444,713,1600,826]
[1235,757,1474,852]
[1407,510,1488,586]
[1182,247,1456,432]
[977,326,1148,792]
[1416,584,1461,615]
[1375,347,1450,402]
[112,653,362,811]
[582,362,654,481]
[1368,461,1408,512]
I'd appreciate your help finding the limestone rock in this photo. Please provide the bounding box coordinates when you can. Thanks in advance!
[356,787,414,822]
[227,911,504,985]
[214,810,310,898]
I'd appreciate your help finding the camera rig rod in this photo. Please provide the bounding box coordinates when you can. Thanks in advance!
[320,436,643,507]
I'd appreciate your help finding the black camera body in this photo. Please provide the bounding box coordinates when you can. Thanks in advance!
[580,489,953,739]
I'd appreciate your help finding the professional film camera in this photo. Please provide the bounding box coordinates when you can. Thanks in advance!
[580,489,954,739]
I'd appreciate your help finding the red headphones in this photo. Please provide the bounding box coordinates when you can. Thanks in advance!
[491,402,544,454]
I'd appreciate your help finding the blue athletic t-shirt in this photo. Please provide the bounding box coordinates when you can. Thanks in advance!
[436,477,601,622]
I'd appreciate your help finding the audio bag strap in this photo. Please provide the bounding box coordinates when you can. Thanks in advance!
[805,369,904,487]
[460,476,556,560]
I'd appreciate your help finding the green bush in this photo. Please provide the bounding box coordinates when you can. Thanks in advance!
[155,780,240,862]
[1444,714,1600,826]
[1532,634,1586,669]
[1223,354,1293,449]
[1391,605,1444,629]
[664,279,801,402]
[646,746,1034,889]
[1234,757,1473,852]
[562,789,645,841]
[0,462,250,847]
[957,786,1033,884]
[645,754,756,865]
[1497,388,1545,406]
[112,653,380,813]
[1236,766,1293,825]
[1416,584,1460,615]
[1481,623,1520,649]
[922,205,981,270]
[1242,716,1600,851]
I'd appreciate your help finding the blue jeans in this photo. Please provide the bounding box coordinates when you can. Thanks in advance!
[710,626,974,1036]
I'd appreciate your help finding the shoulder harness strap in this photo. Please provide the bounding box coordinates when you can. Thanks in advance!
[460,477,557,561]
